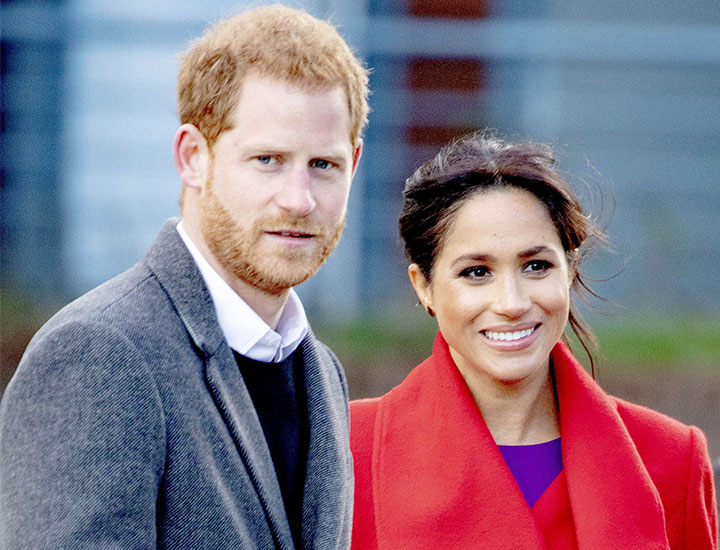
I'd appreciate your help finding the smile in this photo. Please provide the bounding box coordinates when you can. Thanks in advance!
[482,326,537,342]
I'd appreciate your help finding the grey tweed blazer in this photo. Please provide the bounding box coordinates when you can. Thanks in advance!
[0,219,353,549]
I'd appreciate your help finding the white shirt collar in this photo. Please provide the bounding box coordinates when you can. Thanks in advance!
[176,221,309,362]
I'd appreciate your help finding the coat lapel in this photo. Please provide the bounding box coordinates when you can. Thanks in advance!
[299,334,353,550]
[373,333,546,549]
[531,471,578,549]
[553,343,671,549]
[143,219,294,550]
[368,334,672,549]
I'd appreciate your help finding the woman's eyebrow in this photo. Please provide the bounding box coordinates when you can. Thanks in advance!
[451,246,559,268]
[450,253,492,269]
[518,246,556,259]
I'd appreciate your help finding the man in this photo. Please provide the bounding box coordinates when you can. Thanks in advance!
[0,5,369,549]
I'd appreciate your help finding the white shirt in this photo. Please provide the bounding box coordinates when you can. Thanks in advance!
[176,221,309,363]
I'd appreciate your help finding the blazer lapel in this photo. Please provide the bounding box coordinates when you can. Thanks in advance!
[205,348,294,549]
[143,219,294,549]
[299,334,352,550]
[553,343,670,549]
[373,333,547,549]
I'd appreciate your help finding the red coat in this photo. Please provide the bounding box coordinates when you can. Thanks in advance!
[350,333,718,549]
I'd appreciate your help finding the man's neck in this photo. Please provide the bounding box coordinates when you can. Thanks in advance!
[226,277,290,331]
[180,215,289,330]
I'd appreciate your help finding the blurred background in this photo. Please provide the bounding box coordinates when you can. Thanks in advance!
[2,0,719,485]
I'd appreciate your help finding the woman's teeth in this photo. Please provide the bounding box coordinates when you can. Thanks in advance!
[484,327,535,342]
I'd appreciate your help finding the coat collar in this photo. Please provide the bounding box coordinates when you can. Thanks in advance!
[371,332,670,549]
[552,343,670,549]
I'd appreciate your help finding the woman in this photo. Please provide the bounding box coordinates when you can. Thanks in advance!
[350,132,717,549]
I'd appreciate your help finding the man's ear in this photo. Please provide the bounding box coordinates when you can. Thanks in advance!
[350,139,363,179]
[173,124,210,191]
[408,263,433,313]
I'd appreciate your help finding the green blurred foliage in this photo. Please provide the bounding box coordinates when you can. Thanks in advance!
[315,314,720,372]
[594,316,720,370]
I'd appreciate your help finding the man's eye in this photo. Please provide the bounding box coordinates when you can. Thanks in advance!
[257,156,276,165]
[524,260,553,273]
[312,159,331,169]
[459,266,490,279]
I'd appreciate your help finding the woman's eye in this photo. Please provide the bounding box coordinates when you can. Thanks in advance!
[256,155,277,165]
[524,260,553,273]
[460,266,490,279]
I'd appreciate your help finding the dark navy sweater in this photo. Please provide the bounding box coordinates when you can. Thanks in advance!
[234,350,308,547]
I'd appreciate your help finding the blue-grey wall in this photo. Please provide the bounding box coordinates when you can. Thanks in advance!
[2,0,720,324]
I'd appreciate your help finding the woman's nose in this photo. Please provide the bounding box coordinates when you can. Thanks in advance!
[490,275,532,319]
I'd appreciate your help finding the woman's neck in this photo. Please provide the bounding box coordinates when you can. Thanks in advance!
[460,363,560,446]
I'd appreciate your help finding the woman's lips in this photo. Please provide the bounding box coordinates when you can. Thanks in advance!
[480,323,541,351]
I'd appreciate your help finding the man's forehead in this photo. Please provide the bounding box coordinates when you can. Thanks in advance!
[221,75,354,148]
[234,70,347,100]
[223,133,353,158]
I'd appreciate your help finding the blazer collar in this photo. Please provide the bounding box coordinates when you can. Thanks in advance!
[144,219,295,548]
[145,221,350,549]
[204,345,295,549]
[142,218,226,358]
[205,333,350,550]
[372,332,670,549]
[299,335,353,549]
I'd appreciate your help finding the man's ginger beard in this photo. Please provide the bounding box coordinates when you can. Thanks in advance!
[198,174,345,296]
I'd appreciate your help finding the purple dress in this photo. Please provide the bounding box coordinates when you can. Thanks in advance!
[498,438,563,507]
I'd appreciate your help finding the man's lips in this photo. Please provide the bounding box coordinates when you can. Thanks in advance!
[265,230,316,239]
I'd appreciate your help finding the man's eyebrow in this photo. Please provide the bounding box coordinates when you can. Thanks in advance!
[244,145,287,155]
[244,145,348,161]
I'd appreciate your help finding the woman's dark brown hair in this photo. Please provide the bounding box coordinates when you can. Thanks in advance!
[399,131,606,367]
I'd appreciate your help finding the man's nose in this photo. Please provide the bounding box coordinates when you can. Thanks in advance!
[274,166,316,217]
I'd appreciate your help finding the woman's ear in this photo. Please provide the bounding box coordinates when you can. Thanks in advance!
[567,249,580,284]
[173,124,210,192]
[408,263,434,316]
